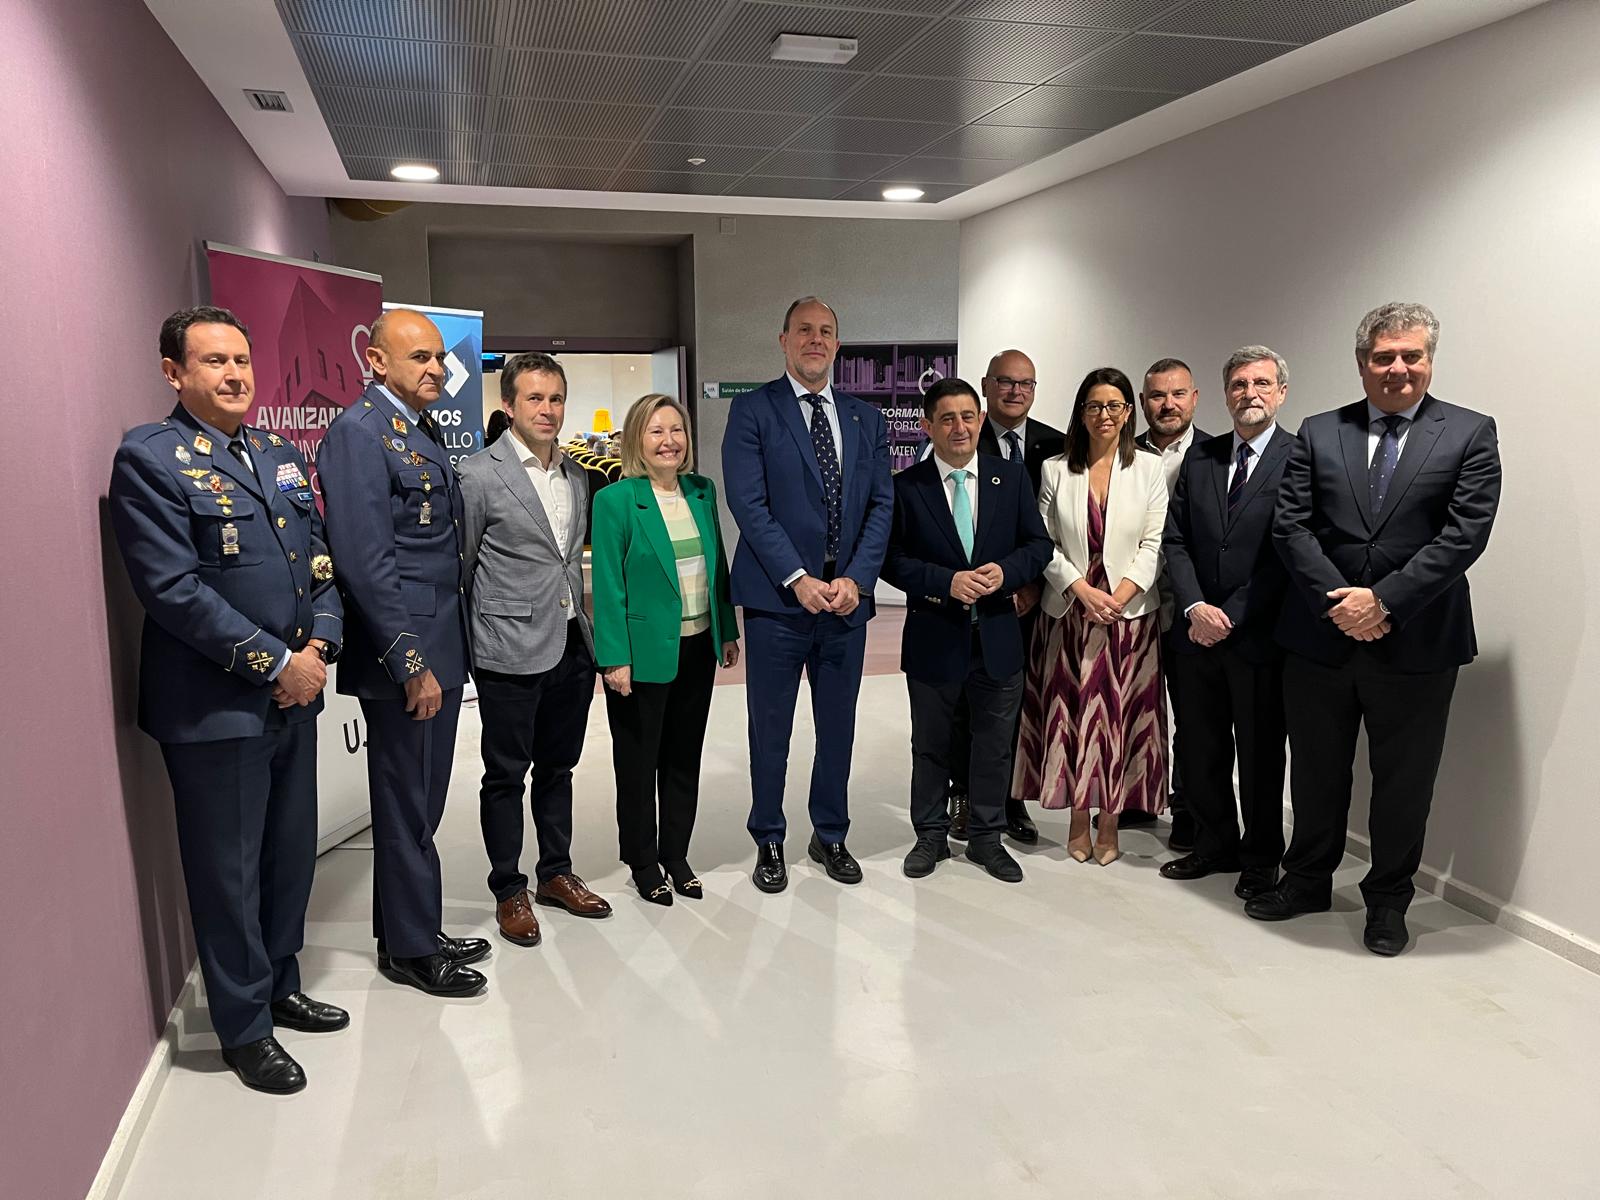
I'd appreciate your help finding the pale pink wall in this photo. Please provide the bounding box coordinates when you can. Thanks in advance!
[0,2,331,1195]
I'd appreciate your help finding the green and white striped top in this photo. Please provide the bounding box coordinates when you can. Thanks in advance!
[654,487,710,636]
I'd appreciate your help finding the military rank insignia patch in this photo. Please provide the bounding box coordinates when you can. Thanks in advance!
[193,434,212,455]
[268,433,285,447]
[311,554,334,582]
[391,416,408,435]
[404,647,424,675]
[246,648,274,673]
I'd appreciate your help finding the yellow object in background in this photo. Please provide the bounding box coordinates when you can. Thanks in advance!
[592,409,613,434]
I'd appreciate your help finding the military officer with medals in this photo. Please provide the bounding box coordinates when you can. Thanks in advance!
[109,306,347,1095]
[319,308,489,997]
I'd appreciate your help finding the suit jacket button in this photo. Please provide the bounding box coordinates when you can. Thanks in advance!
[289,551,298,562]
[295,627,303,638]
[276,516,287,528]
[297,587,304,597]
[1221,542,1229,551]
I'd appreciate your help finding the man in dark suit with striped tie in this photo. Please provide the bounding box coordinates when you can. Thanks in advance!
[1248,303,1501,956]
[721,297,894,893]
[1159,346,1299,901]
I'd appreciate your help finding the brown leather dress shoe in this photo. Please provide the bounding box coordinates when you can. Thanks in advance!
[534,873,613,919]
[496,890,542,946]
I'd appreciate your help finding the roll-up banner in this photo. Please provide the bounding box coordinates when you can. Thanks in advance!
[381,302,485,469]
[205,242,382,852]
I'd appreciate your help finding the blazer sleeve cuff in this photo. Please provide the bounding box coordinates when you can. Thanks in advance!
[381,632,428,684]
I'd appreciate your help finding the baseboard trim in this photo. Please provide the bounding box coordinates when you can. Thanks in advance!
[85,968,197,1200]
[1338,826,1600,974]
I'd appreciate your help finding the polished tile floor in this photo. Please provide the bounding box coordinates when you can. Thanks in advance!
[119,674,1600,1199]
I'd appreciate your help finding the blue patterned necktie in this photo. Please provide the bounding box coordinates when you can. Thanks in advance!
[1226,441,1251,513]
[1369,414,1405,515]
[1003,429,1023,464]
[803,394,843,560]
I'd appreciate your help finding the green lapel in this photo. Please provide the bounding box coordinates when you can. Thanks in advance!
[632,476,681,598]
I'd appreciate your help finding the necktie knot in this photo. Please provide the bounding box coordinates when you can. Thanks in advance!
[1236,442,1252,465]
[949,468,967,484]
[1379,414,1405,436]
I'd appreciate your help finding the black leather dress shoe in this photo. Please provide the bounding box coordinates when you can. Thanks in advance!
[221,1036,306,1094]
[752,842,787,894]
[1102,808,1157,828]
[270,992,350,1033]
[1244,885,1332,922]
[948,790,970,840]
[378,932,490,970]
[1364,907,1410,957]
[966,834,1024,882]
[1004,800,1039,845]
[1167,810,1197,851]
[903,835,951,878]
[1234,866,1278,900]
[808,835,863,884]
[1159,852,1240,881]
[380,952,487,997]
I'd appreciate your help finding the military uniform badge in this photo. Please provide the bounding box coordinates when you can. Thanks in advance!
[391,416,408,435]
[245,647,274,673]
[311,554,334,582]
[175,444,192,465]
[193,434,212,455]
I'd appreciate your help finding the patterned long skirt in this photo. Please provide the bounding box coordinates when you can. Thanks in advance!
[1012,606,1168,814]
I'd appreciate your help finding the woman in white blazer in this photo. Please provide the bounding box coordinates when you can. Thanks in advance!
[1013,367,1170,864]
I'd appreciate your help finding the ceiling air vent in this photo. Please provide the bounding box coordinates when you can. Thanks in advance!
[243,89,293,114]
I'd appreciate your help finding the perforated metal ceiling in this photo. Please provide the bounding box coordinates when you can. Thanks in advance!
[278,0,1416,203]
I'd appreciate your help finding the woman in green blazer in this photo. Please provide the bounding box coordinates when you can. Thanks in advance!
[591,394,739,906]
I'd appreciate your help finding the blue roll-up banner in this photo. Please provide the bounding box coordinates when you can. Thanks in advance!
[381,302,485,469]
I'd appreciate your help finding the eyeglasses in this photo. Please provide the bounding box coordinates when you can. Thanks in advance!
[1228,377,1281,395]
[1083,402,1130,416]
[990,376,1036,392]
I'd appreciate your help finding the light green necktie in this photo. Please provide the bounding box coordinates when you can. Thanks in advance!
[950,468,974,560]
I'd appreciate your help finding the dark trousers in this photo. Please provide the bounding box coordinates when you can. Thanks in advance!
[743,608,868,845]
[360,687,462,958]
[1281,652,1458,912]
[954,605,1037,812]
[1165,655,1187,811]
[1171,645,1287,868]
[161,721,317,1048]
[476,624,595,901]
[604,631,717,869]
[908,640,1023,838]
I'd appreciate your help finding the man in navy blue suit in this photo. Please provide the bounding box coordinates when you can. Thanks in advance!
[320,309,489,996]
[110,306,348,1094]
[722,297,894,892]
[1250,303,1501,957]
[883,379,1053,881]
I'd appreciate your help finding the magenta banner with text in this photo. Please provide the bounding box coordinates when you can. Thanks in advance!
[205,242,382,498]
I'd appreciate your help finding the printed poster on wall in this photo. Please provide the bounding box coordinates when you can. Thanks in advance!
[382,302,485,470]
[205,241,383,851]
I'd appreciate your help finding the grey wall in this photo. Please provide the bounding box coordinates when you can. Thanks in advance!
[331,205,960,525]
[960,0,1600,962]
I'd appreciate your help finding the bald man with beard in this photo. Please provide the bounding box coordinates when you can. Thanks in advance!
[320,309,489,997]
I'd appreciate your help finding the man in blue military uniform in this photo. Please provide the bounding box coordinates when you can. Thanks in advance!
[319,308,489,997]
[110,306,348,1094]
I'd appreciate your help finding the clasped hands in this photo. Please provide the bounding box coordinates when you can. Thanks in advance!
[272,641,328,708]
[950,562,1005,607]
[794,573,862,616]
[1069,579,1123,625]
[1326,585,1391,641]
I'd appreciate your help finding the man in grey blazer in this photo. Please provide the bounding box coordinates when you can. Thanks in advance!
[460,352,611,948]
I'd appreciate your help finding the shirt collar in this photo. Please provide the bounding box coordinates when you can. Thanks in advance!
[933,453,978,483]
[376,382,423,424]
[1366,397,1424,426]
[990,417,1026,446]
[189,413,242,451]
[787,374,834,404]
[512,430,564,473]
[1232,423,1278,457]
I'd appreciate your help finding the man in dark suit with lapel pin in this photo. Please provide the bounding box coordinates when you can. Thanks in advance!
[320,309,489,995]
[941,349,1064,846]
[459,353,610,950]
[1134,358,1211,846]
[884,379,1053,881]
[1249,303,1501,956]
[110,307,348,1093]
[1159,345,1299,901]
[722,297,894,893]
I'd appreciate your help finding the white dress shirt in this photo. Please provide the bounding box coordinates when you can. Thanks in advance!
[512,432,578,620]
[1226,422,1279,490]
[989,418,1027,462]
[1143,423,1199,497]
[932,453,979,522]
[1366,398,1423,465]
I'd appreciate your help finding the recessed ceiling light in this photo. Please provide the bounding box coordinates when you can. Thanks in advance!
[881,186,924,202]
[770,32,858,65]
[687,157,707,166]
[390,163,440,182]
